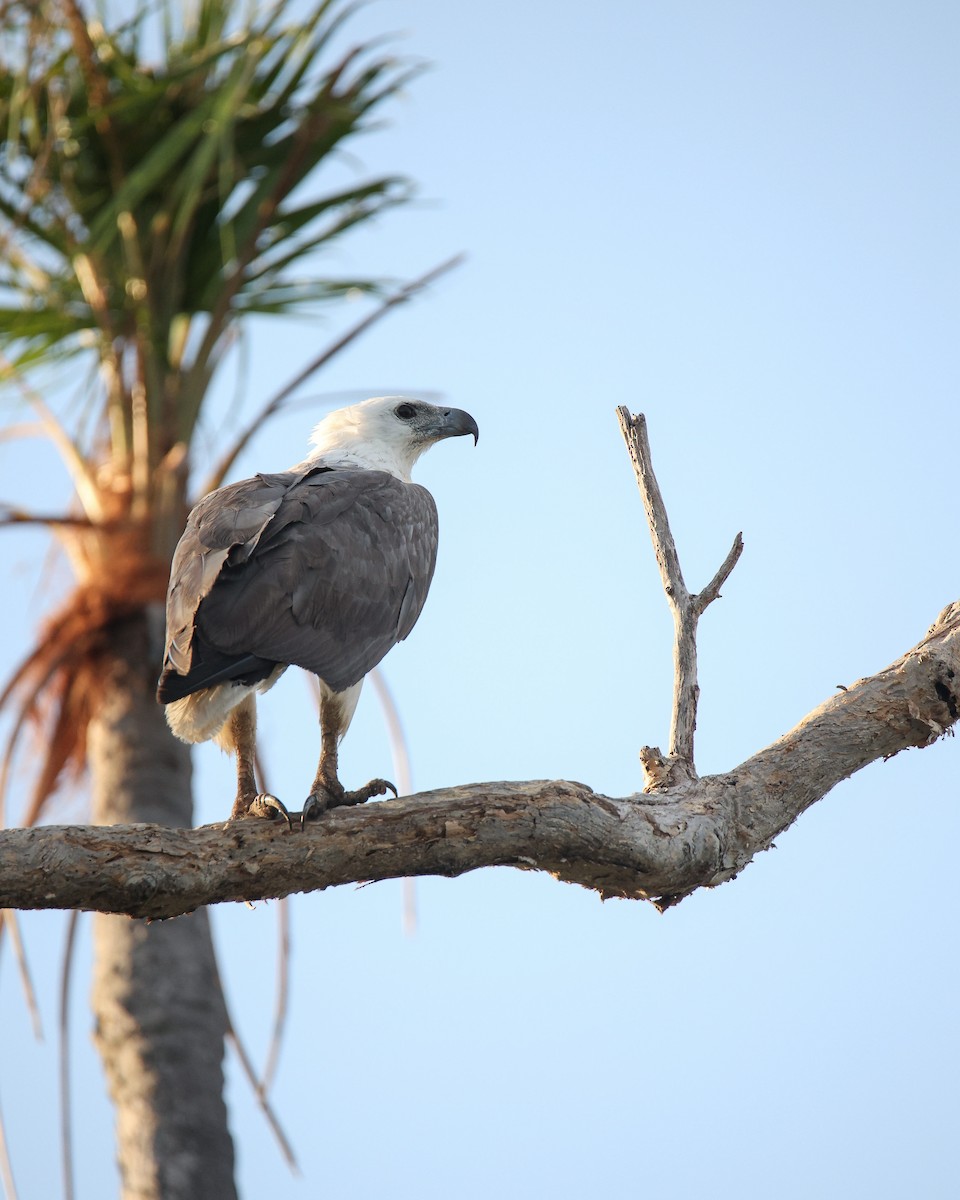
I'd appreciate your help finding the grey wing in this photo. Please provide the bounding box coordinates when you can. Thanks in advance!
[160,471,301,680]
[193,469,439,694]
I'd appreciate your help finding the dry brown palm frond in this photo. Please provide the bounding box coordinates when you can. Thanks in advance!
[0,637,79,826]
[2,908,42,1040]
[224,1022,299,1176]
[18,663,96,830]
[0,544,170,827]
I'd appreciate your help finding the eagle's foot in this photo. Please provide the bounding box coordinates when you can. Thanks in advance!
[299,778,398,828]
[231,792,293,830]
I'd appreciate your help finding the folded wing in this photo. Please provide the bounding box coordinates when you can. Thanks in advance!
[158,466,439,702]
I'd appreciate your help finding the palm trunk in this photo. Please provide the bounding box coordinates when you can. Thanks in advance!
[88,610,237,1199]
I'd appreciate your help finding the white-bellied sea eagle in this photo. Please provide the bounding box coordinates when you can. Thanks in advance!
[156,396,478,826]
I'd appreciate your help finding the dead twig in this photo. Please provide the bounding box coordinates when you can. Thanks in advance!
[616,407,743,775]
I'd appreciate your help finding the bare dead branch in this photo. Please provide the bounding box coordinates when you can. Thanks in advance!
[616,408,687,596]
[1,598,957,917]
[616,407,744,770]
[694,532,744,614]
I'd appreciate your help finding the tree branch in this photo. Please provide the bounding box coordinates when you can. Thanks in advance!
[3,410,956,919]
[616,407,743,771]
[1,599,957,918]
[694,532,744,615]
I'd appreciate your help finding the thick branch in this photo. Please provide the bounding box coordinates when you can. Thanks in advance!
[2,602,958,916]
[616,407,743,770]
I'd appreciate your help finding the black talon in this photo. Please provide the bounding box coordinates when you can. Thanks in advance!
[299,793,328,829]
[248,793,293,831]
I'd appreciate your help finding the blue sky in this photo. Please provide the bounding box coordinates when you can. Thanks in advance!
[2,1,959,1197]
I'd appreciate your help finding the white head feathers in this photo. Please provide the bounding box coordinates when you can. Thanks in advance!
[306,396,478,481]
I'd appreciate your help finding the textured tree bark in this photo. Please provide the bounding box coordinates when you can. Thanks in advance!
[87,612,237,1200]
[5,600,957,918]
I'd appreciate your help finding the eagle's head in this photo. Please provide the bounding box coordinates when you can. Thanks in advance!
[308,396,479,480]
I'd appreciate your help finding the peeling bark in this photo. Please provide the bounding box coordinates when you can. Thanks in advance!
[3,601,957,918]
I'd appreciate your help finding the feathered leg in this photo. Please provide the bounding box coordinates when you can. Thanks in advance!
[223,694,292,828]
[301,685,396,827]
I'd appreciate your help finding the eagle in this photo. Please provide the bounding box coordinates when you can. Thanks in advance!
[157,396,479,826]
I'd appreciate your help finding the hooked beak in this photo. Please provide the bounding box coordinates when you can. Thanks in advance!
[439,407,479,445]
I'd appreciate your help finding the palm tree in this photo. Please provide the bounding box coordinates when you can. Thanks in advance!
[0,2,440,1194]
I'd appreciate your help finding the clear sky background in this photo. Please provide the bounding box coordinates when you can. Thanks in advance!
[2,1,959,1197]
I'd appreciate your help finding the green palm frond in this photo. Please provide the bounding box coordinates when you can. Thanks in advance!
[0,0,420,451]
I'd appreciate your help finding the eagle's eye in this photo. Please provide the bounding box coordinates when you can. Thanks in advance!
[395,402,417,420]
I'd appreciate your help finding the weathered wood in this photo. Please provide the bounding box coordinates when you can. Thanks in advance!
[2,599,957,917]
[616,408,743,769]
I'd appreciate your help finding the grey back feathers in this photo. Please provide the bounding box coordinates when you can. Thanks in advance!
[157,464,439,702]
